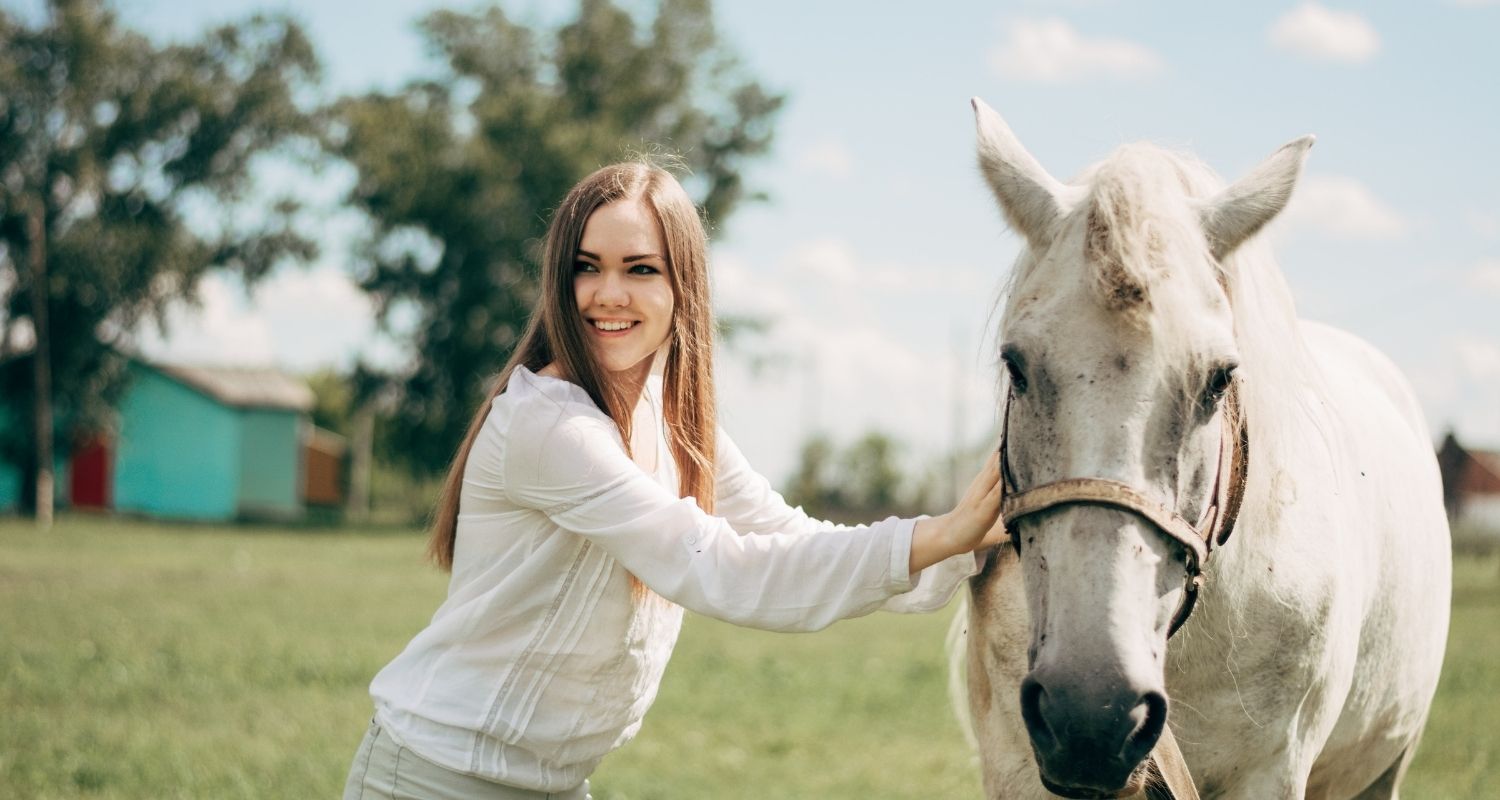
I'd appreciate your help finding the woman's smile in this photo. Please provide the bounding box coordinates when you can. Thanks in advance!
[588,318,641,335]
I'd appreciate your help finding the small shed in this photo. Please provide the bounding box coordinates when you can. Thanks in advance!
[1,358,342,522]
[1436,432,1500,533]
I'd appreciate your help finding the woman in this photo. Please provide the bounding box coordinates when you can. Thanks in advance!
[344,161,1005,799]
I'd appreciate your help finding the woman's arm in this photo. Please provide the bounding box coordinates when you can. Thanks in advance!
[712,428,848,536]
[499,407,1002,632]
[714,428,997,613]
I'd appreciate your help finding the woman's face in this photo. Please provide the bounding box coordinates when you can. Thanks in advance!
[574,198,675,381]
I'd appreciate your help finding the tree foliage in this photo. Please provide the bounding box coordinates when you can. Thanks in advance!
[0,0,321,507]
[787,431,920,519]
[330,0,783,473]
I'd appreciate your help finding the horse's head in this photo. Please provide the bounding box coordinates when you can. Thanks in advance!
[968,98,1311,798]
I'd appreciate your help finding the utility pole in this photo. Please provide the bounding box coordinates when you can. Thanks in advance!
[347,403,374,524]
[950,323,966,506]
[801,348,821,443]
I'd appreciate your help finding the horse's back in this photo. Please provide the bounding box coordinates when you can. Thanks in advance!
[1298,320,1451,798]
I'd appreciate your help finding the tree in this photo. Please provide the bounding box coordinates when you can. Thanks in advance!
[841,431,904,512]
[0,0,321,524]
[786,431,915,519]
[330,0,783,474]
[786,434,842,514]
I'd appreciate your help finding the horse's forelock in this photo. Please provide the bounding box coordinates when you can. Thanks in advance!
[1075,145,1225,321]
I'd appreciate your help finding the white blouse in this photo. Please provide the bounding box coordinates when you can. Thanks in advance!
[369,366,978,791]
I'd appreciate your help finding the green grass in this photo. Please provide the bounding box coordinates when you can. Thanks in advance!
[1,517,1495,799]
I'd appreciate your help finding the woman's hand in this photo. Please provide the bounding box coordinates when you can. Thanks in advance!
[909,449,1006,574]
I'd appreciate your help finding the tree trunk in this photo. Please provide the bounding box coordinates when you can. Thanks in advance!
[28,198,54,530]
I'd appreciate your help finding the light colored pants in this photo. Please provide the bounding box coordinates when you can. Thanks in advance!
[343,718,591,800]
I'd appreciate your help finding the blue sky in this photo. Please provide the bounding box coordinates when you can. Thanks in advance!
[72,0,1500,490]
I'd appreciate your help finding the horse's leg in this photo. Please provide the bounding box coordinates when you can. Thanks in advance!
[1345,736,1420,800]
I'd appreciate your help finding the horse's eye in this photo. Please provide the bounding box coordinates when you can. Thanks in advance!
[1200,363,1237,411]
[1001,345,1029,394]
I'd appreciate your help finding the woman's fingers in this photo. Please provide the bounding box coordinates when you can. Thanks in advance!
[948,450,1005,551]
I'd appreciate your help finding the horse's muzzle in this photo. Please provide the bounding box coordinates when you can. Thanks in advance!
[1019,671,1167,797]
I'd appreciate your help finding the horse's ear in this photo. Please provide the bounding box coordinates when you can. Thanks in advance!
[1200,135,1316,260]
[972,97,1070,247]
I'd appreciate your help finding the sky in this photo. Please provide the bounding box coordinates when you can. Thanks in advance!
[40,0,1500,492]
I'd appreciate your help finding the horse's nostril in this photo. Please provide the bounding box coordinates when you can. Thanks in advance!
[1120,690,1167,764]
[1019,676,1058,754]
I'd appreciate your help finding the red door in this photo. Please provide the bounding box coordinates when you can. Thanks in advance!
[70,435,113,510]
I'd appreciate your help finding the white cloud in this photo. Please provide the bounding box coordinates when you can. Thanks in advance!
[717,315,999,490]
[1464,209,1500,238]
[787,238,860,284]
[1466,259,1500,295]
[134,266,409,372]
[712,249,797,317]
[251,267,387,372]
[135,274,277,367]
[1269,3,1380,63]
[777,237,999,297]
[1280,174,1408,240]
[989,18,1164,83]
[1454,337,1500,379]
[797,139,854,179]
[711,238,1005,488]
[1410,335,1500,446]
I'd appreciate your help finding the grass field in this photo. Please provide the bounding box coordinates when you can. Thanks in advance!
[1,517,1495,799]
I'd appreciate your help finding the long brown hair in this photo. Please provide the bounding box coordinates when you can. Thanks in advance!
[426,162,718,570]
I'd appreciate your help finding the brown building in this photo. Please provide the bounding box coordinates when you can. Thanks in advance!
[1436,432,1500,533]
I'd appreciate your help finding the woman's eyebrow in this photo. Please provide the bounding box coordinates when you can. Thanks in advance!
[576,249,663,263]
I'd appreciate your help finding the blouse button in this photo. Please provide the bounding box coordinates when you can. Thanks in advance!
[685,534,698,545]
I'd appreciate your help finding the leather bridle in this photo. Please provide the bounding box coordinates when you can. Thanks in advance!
[997,383,1249,637]
[993,382,1250,800]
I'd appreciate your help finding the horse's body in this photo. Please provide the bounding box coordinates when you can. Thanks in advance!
[958,99,1450,800]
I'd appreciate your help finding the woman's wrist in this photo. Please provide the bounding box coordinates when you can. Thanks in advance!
[909,513,959,574]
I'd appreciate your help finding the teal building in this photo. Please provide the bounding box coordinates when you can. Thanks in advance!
[0,359,331,522]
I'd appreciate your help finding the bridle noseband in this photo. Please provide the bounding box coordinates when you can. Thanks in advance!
[996,384,1249,638]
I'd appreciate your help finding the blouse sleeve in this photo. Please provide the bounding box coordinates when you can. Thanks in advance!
[502,406,919,632]
[713,426,980,614]
[713,427,848,537]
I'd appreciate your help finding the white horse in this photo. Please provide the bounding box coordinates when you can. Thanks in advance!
[953,98,1451,799]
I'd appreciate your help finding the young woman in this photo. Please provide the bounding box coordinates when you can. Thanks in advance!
[344,162,1005,799]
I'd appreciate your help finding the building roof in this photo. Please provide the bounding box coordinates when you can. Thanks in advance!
[153,363,315,412]
[1465,449,1500,495]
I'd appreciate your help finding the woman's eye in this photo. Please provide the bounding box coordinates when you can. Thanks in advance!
[629,264,660,275]
[573,261,598,273]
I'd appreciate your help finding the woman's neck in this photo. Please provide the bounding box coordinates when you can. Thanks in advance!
[537,359,654,410]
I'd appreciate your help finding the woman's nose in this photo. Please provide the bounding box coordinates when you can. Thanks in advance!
[593,272,629,306]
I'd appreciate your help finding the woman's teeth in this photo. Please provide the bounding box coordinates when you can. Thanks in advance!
[593,320,634,332]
